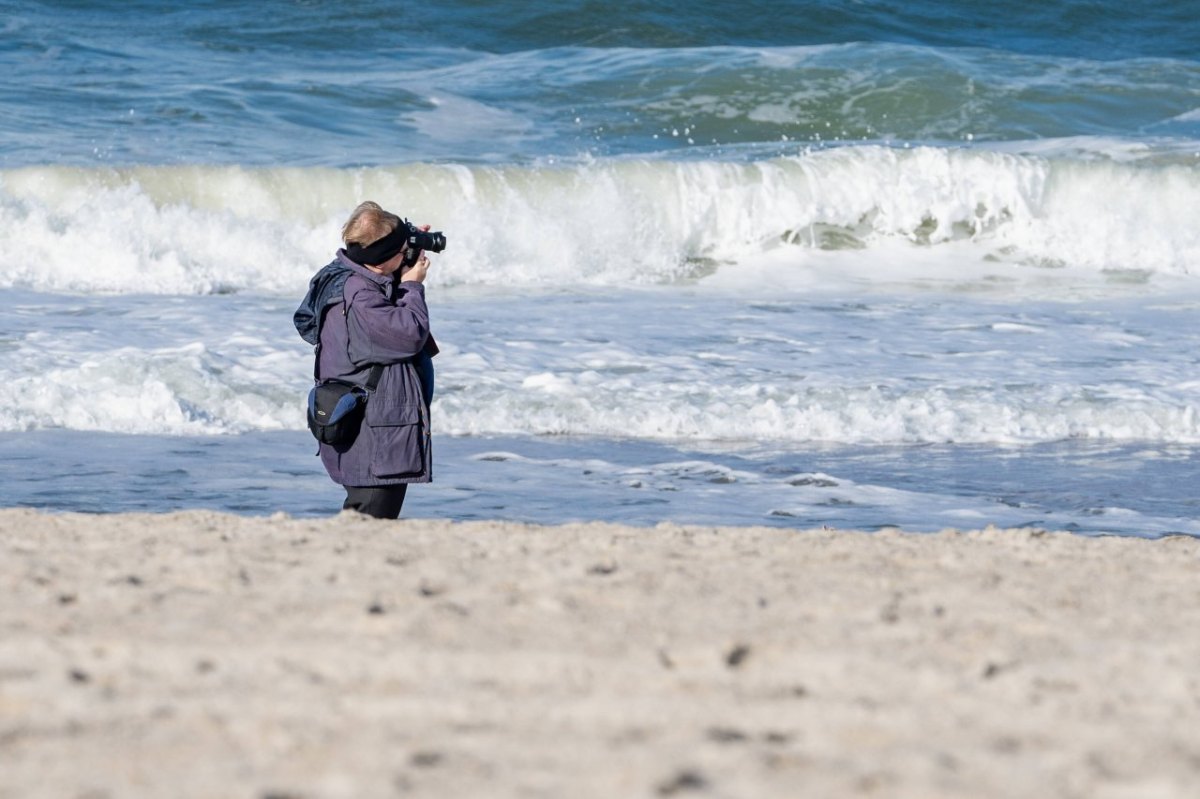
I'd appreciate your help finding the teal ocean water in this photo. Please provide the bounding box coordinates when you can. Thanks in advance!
[3,1,1199,165]
[2,1,1199,534]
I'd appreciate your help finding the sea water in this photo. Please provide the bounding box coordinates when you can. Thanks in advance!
[2,1,1199,535]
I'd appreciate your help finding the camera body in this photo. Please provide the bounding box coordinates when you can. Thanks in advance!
[401,220,447,267]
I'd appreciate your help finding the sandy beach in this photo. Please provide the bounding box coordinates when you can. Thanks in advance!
[1,509,1197,798]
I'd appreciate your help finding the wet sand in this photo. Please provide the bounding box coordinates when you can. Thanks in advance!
[1,508,1198,798]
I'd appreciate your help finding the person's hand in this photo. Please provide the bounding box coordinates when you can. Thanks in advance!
[402,253,430,283]
[401,223,433,283]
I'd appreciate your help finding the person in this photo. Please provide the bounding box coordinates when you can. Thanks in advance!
[294,201,438,518]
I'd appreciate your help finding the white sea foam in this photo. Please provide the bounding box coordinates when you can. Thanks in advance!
[0,342,301,435]
[0,293,309,435]
[435,375,1200,445]
[2,146,1198,296]
[5,283,1199,445]
[5,355,1197,443]
[3,149,1199,447]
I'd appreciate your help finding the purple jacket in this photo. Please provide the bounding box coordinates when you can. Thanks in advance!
[307,252,436,486]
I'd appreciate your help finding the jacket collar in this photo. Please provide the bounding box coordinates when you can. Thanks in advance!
[337,250,397,287]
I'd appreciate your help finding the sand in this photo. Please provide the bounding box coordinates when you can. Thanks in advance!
[1,508,1198,799]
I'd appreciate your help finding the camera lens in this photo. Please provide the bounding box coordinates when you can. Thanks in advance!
[415,230,446,253]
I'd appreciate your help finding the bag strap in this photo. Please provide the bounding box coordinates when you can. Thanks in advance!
[314,358,383,391]
[309,277,384,391]
[365,364,384,392]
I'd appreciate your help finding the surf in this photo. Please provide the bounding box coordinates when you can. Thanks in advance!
[2,145,1198,296]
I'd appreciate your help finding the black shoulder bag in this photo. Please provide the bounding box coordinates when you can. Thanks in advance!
[306,364,383,446]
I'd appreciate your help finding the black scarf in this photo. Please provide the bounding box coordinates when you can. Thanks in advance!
[344,223,410,266]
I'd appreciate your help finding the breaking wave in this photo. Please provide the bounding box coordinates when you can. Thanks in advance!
[2,145,1198,296]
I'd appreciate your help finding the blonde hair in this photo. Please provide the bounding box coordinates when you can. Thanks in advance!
[341,201,402,246]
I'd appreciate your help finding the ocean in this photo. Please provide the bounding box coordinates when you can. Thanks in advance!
[2,0,1199,535]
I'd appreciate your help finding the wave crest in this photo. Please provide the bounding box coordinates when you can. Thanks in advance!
[2,146,1197,295]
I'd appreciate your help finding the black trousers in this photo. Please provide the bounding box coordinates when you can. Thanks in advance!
[343,484,408,519]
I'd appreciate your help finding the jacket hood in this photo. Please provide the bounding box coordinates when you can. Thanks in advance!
[294,259,353,345]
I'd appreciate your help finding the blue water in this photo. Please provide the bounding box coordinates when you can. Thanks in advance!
[3,1,1199,166]
[4,429,1200,535]
[2,1,1199,535]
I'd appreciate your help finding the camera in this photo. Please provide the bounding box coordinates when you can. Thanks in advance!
[401,220,447,267]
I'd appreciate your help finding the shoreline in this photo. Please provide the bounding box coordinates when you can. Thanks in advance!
[2,509,1198,798]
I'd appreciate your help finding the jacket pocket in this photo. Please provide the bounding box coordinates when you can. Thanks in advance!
[365,398,424,478]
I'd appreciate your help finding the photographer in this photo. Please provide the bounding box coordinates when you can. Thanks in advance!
[294,201,439,518]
